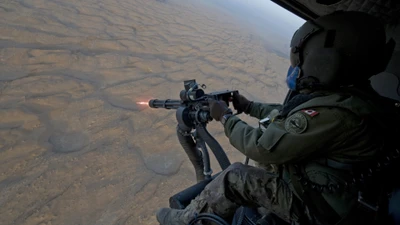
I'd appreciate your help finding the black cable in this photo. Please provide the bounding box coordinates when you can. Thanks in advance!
[244,214,258,225]
[244,157,249,165]
[196,138,212,180]
[188,213,230,225]
[176,125,205,182]
[236,207,245,225]
[196,124,231,170]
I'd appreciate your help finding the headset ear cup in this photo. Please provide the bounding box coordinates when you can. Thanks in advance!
[301,48,342,86]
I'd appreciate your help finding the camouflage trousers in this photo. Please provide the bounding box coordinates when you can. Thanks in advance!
[181,162,299,224]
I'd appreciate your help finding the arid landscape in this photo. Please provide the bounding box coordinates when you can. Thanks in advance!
[0,0,296,224]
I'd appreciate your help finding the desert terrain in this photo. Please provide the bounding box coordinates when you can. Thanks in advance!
[0,0,293,224]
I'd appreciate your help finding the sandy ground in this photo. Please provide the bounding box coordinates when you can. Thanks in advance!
[0,0,290,224]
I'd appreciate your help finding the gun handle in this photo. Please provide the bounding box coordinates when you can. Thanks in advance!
[227,96,243,115]
[222,96,242,115]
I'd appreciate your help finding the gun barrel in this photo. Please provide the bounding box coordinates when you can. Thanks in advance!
[148,99,182,109]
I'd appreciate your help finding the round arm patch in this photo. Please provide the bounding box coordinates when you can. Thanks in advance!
[284,112,308,134]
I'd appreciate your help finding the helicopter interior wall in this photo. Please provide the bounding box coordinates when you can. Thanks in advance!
[273,0,400,101]
[290,0,399,25]
[371,23,400,101]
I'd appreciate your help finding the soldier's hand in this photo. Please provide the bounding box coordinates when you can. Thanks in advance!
[208,99,231,121]
[232,92,253,114]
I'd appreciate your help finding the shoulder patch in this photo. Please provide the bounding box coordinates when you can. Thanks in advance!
[302,109,319,117]
[285,112,308,134]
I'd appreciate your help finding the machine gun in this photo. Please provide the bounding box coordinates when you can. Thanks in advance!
[149,79,239,128]
[148,79,238,180]
[147,80,288,224]
[148,79,239,209]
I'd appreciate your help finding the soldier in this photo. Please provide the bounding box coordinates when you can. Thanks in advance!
[157,11,398,225]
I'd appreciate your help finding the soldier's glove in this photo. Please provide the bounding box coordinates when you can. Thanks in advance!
[232,92,253,114]
[208,99,232,121]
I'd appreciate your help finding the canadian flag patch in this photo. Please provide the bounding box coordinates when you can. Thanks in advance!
[302,109,319,117]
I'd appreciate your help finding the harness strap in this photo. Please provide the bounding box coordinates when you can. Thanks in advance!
[326,159,353,171]
[312,158,354,171]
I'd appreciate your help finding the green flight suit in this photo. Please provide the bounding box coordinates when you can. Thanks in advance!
[172,90,395,225]
[224,91,392,224]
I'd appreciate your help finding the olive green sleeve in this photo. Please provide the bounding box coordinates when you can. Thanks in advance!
[224,107,363,165]
[248,102,282,119]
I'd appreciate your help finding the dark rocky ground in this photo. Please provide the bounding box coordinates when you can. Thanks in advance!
[0,0,289,224]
